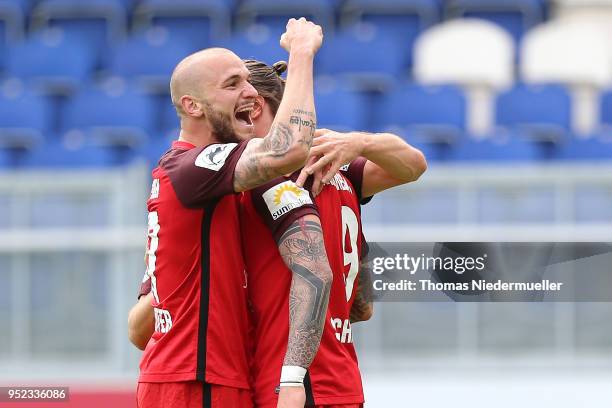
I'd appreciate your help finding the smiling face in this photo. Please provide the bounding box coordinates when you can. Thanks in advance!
[205,52,258,142]
[171,48,259,144]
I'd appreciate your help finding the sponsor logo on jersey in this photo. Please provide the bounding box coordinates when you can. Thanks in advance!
[195,143,238,171]
[149,178,160,199]
[262,181,312,220]
[339,164,350,171]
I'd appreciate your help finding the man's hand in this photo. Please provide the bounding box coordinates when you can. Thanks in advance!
[277,386,306,408]
[280,17,323,56]
[296,129,364,193]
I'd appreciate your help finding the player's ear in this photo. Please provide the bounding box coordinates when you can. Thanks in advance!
[181,95,205,118]
[251,95,265,120]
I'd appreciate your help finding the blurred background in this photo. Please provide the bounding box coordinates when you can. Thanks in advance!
[0,0,611,406]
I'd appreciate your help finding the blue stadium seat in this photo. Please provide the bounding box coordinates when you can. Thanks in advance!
[451,134,543,162]
[377,83,467,144]
[6,138,119,168]
[159,96,179,135]
[133,0,234,48]
[0,0,25,49]
[108,27,197,93]
[556,136,612,161]
[600,89,612,129]
[495,83,571,143]
[5,29,96,94]
[0,81,52,149]
[237,0,335,36]
[61,79,154,149]
[30,0,128,61]
[220,25,288,67]
[315,82,368,131]
[445,0,546,43]
[317,24,407,89]
[340,0,442,69]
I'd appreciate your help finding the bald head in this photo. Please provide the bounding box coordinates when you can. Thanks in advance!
[170,48,242,116]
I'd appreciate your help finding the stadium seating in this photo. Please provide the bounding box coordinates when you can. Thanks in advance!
[5,28,96,94]
[521,20,612,135]
[340,0,442,69]
[413,19,514,135]
[600,90,612,130]
[557,136,612,161]
[236,0,335,35]
[377,83,467,144]
[317,24,407,89]
[30,0,128,62]
[495,83,572,144]
[445,0,546,42]
[0,81,52,149]
[315,82,369,131]
[133,0,233,48]
[60,79,155,150]
[450,135,544,162]
[0,0,610,168]
[0,0,24,53]
[108,27,197,93]
[220,25,288,67]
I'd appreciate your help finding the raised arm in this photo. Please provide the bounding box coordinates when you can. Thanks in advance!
[296,129,427,198]
[276,215,332,402]
[234,18,322,192]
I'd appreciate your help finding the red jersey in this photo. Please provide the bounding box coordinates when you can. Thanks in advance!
[242,158,369,407]
[138,140,251,390]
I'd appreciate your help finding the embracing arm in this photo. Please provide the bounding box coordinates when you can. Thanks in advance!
[296,130,426,198]
[128,292,155,350]
[234,20,322,192]
[277,215,332,373]
[359,132,427,198]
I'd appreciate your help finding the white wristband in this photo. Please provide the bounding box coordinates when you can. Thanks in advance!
[279,365,307,387]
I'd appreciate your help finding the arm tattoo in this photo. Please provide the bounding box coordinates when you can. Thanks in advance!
[350,256,374,323]
[278,220,332,368]
[233,109,316,191]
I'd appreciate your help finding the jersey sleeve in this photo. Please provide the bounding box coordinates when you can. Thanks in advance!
[340,157,373,205]
[138,274,151,299]
[249,172,320,242]
[164,141,248,207]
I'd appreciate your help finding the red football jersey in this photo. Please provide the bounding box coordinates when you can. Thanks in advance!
[138,140,251,390]
[242,158,369,407]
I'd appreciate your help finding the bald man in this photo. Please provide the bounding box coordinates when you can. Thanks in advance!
[136,18,323,408]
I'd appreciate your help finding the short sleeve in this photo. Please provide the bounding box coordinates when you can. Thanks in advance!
[340,157,373,205]
[163,141,248,207]
[138,275,151,299]
[249,172,320,242]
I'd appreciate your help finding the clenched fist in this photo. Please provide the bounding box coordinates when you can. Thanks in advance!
[280,17,323,55]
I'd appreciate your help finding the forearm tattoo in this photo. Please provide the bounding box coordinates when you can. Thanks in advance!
[350,256,374,323]
[278,220,332,368]
[233,109,316,191]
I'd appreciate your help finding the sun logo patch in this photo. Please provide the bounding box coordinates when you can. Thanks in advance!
[263,181,312,220]
[273,183,303,205]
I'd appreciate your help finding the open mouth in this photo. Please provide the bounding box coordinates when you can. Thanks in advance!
[235,105,253,127]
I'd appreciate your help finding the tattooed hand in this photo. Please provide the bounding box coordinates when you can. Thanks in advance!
[296,128,364,191]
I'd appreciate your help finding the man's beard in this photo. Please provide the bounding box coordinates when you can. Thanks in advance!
[203,102,240,144]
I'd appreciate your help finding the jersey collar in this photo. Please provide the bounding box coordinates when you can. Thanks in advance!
[172,140,195,150]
